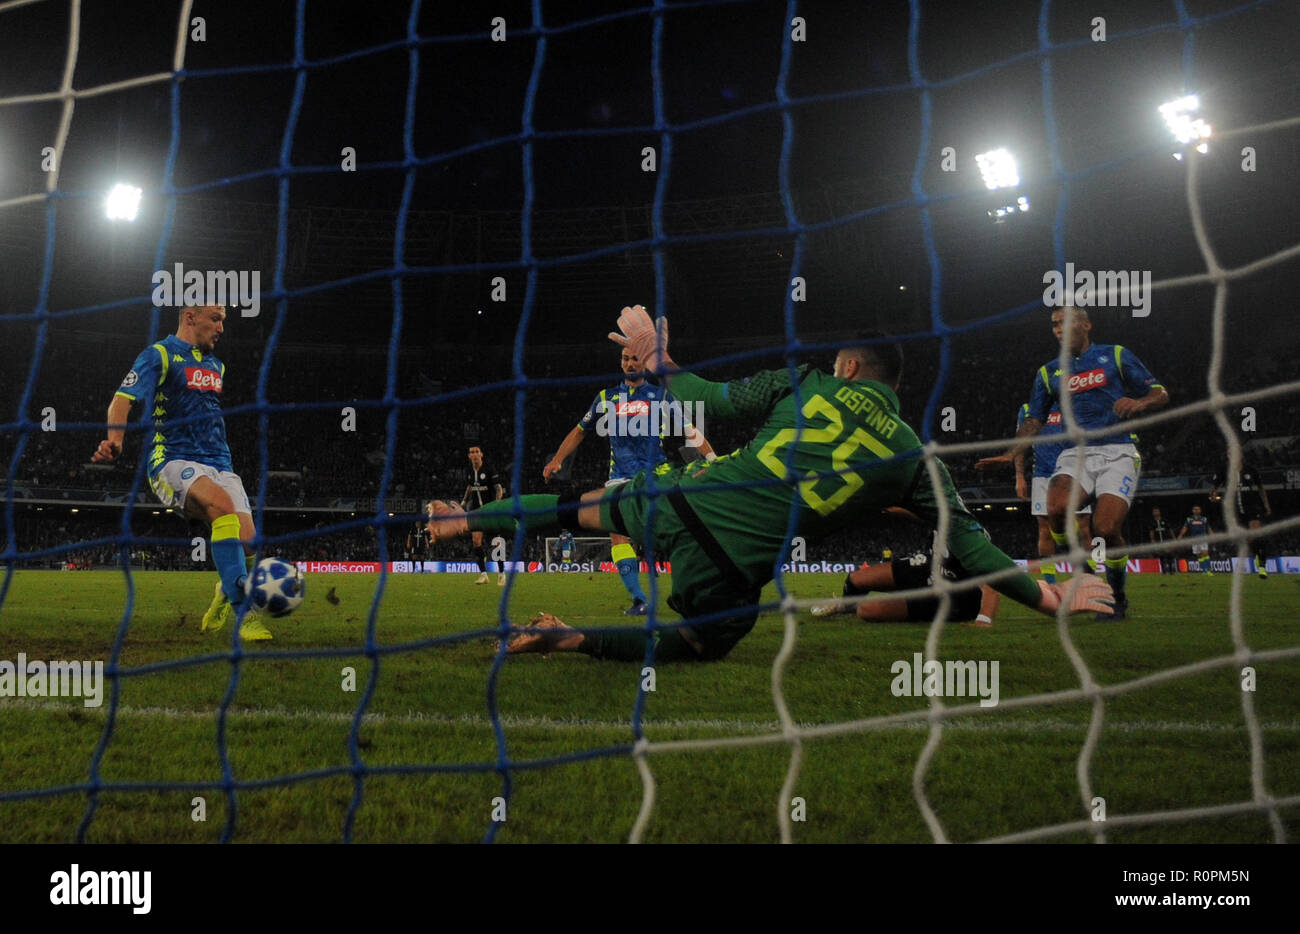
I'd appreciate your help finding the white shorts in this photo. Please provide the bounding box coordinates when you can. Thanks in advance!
[1191,541,1209,556]
[1052,444,1140,506]
[150,460,251,513]
[1032,476,1093,516]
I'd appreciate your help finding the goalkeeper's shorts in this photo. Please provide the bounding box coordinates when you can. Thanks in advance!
[601,470,762,662]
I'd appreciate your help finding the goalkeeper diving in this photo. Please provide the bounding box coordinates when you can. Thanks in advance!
[426,307,1113,660]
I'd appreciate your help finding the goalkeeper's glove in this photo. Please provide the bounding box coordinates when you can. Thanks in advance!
[608,304,673,374]
[1036,576,1114,616]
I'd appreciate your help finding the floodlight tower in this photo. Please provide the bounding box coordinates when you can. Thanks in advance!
[1159,95,1212,160]
[104,183,142,221]
[975,148,1030,223]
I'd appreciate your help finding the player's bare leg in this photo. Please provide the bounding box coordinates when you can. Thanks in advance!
[1077,514,1094,571]
[1035,515,1057,582]
[812,562,892,617]
[811,563,913,620]
[1047,476,1123,620]
[811,562,999,625]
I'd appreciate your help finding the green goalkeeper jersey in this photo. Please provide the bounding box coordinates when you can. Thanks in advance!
[667,365,1040,606]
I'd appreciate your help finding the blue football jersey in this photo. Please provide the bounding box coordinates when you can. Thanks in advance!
[1027,343,1162,447]
[115,334,233,477]
[1018,402,1067,479]
[1183,515,1210,537]
[577,381,673,481]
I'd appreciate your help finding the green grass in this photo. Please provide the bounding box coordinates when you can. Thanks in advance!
[1,569,1298,843]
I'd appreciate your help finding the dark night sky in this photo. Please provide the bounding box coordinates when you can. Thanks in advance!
[1,0,1298,369]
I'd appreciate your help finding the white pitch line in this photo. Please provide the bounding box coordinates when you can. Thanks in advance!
[2,700,1296,736]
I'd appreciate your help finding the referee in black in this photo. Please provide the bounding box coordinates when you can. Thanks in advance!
[1211,459,1273,579]
[1148,506,1176,574]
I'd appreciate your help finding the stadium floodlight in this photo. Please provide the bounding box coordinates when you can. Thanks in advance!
[1159,94,1211,158]
[105,183,142,221]
[987,193,1031,222]
[975,148,1019,190]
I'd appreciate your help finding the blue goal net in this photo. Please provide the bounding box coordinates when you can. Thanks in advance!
[2,0,1298,843]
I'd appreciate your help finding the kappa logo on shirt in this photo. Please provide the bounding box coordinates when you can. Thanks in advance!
[184,367,223,392]
[1066,368,1107,393]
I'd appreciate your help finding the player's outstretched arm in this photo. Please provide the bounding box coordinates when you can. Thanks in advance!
[92,394,134,463]
[543,426,585,481]
[1013,449,1030,499]
[976,417,1042,471]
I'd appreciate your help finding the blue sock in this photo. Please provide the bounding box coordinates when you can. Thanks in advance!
[211,514,249,608]
[615,557,646,604]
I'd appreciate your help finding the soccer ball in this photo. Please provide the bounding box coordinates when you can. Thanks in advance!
[245,558,305,617]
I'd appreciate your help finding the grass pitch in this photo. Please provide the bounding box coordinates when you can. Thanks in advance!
[1,569,1298,843]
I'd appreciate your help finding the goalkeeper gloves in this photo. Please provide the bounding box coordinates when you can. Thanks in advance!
[608,304,673,374]
[1036,576,1114,616]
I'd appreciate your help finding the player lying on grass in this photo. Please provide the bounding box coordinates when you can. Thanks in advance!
[426,307,1112,660]
[92,304,271,641]
[810,548,1001,628]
